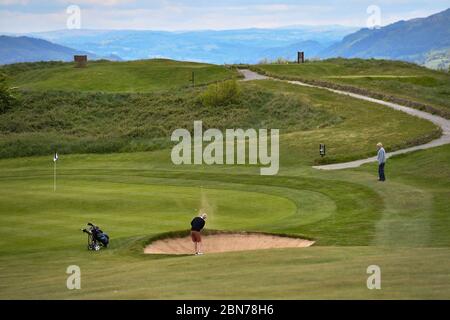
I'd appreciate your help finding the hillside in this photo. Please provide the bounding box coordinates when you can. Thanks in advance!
[0,59,439,163]
[254,58,450,118]
[0,36,102,65]
[322,8,450,68]
[1,59,238,92]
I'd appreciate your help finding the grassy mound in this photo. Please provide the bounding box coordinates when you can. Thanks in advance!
[0,85,339,158]
[0,58,441,164]
[1,59,239,92]
[253,58,450,118]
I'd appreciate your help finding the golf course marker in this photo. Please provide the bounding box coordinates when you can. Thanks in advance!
[53,152,58,192]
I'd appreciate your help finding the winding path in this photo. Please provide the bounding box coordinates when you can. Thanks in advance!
[239,69,450,170]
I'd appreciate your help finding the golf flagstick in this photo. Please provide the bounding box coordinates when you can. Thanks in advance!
[53,152,58,191]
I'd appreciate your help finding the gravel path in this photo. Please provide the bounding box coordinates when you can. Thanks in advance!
[238,69,450,170]
[239,69,269,81]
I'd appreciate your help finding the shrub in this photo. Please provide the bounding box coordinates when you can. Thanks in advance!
[258,57,292,65]
[275,57,290,64]
[0,72,18,114]
[200,79,241,107]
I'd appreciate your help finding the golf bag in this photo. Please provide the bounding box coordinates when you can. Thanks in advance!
[81,222,109,251]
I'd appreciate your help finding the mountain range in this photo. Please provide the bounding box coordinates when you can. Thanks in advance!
[0,35,98,65]
[26,26,355,64]
[0,8,449,69]
[0,35,121,65]
[323,8,450,69]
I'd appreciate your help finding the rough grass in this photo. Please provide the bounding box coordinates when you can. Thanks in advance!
[0,79,440,166]
[0,59,441,166]
[0,84,339,158]
[248,80,441,166]
[252,58,450,118]
[200,79,241,107]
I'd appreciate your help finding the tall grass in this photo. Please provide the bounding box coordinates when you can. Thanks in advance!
[0,86,338,158]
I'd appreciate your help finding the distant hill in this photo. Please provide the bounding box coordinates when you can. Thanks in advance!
[0,36,121,65]
[322,8,450,69]
[25,26,357,64]
[5,9,449,69]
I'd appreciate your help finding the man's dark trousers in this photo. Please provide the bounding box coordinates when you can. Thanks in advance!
[378,163,386,181]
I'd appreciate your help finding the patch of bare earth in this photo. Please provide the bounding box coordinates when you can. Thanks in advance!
[144,233,315,255]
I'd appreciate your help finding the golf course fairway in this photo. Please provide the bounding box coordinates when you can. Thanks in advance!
[0,59,449,299]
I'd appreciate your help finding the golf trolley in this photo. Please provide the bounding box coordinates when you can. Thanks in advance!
[81,222,109,251]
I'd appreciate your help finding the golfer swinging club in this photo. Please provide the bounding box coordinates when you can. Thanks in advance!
[191,212,207,255]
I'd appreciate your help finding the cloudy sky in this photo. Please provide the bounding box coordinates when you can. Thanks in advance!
[0,0,448,33]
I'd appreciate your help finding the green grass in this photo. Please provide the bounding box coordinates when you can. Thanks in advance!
[0,79,440,164]
[356,145,450,247]
[0,58,449,299]
[250,80,440,165]
[0,144,449,299]
[253,58,450,118]
[0,151,383,246]
[2,59,239,92]
[0,177,299,256]
[1,246,449,299]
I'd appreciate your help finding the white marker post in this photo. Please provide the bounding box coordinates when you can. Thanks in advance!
[53,152,59,191]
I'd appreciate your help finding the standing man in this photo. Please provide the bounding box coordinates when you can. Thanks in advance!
[190,213,207,255]
[377,142,386,181]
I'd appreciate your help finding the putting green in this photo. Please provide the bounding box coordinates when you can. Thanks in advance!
[0,174,341,255]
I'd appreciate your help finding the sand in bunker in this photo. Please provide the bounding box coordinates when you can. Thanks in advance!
[144,233,315,255]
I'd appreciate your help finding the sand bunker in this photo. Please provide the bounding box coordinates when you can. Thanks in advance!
[144,233,314,255]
